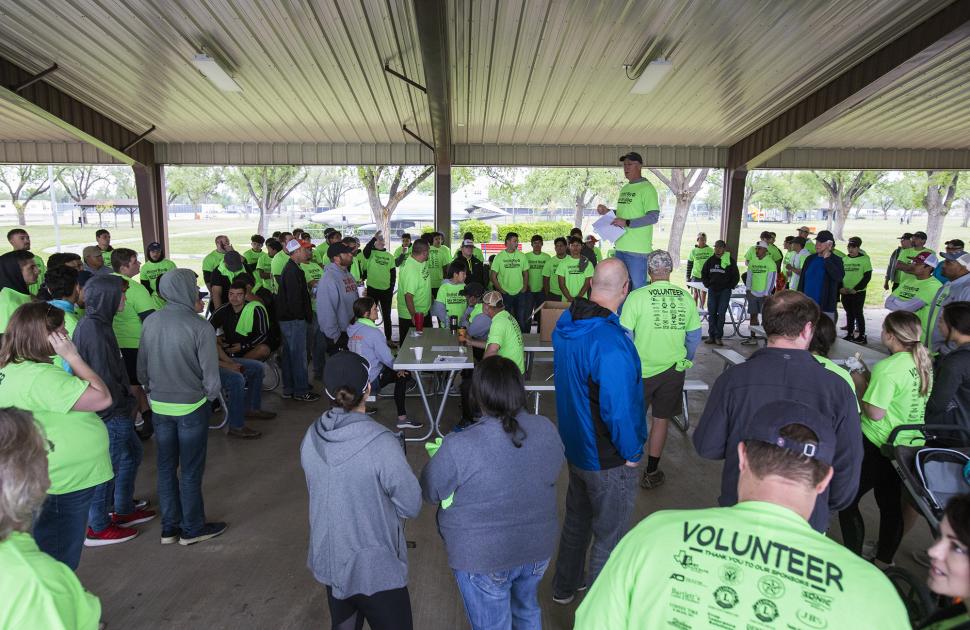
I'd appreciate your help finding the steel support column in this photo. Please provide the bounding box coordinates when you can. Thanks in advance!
[720,168,747,254]
[434,159,451,243]
[133,163,169,250]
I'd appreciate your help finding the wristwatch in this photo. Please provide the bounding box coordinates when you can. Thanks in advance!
[625,219,631,227]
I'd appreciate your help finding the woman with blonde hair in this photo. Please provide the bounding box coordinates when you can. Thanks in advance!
[840,310,933,567]
[0,302,112,569]
[0,407,101,627]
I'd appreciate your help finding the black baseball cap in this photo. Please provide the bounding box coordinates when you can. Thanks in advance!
[898,232,913,240]
[741,400,836,466]
[913,231,928,240]
[619,151,643,163]
[147,241,162,252]
[460,281,485,298]
[945,239,965,249]
[815,230,835,243]
[847,236,862,247]
[327,242,353,259]
[323,352,371,400]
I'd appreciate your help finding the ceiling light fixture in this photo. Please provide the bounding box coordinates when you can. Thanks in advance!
[191,54,242,92]
[628,58,673,94]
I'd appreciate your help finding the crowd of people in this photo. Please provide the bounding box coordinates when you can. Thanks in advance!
[0,150,968,630]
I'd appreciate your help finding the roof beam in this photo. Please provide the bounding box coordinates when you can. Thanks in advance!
[727,0,970,170]
[0,55,154,166]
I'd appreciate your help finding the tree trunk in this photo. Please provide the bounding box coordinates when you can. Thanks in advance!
[573,193,585,229]
[962,201,970,228]
[14,202,26,226]
[832,199,850,241]
[258,205,270,236]
[666,197,690,269]
[926,211,946,248]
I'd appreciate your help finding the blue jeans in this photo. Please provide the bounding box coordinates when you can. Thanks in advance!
[707,287,732,341]
[33,485,97,570]
[280,319,309,396]
[220,358,264,428]
[154,405,210,537]
[502,292,530,333]
[614,250,650,291]
[88,417,143,531]
[309,324,326,379]
[552,464,638,597]
[454,560,549,630]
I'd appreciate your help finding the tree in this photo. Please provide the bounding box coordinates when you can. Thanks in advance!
[417,166,477,195]
[700,170,722,220]
[111,170,137,199]
[809,171,882,240]
[521,168,621,227]
[754,172,816,223]
[357,166,435,237]
[649,168,709,268]
[742,171,770,228]
[922,170,959,249]
[956,177,970,228]
[0,166,60,226]
[166,167,223,207]
[57,166,108,204]
[228,166,307,235]
[302,166,357,211]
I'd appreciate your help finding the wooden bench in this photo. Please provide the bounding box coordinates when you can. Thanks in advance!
[672,379,709,433]
[713,348,746,371]
[524,381,556,415]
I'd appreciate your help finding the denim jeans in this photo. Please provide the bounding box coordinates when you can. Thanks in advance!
[220,358,264,428]
[706,288,732,340]
[308,322,327,379]
[454,559,549,630]
[501,292,530,333]
[280,319,309,396]
[614,250,650,291]
[552,464,638,597]
[88,416,143,531]
[33,485,97,570]
[154,405,210,537]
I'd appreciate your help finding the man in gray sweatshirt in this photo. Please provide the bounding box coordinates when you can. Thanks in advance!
[138,268,227,546]
[317,242,359,355]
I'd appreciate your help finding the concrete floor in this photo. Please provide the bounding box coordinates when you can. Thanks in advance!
[77,314,932,629]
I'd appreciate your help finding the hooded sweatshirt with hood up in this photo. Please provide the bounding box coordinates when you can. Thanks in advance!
[72,274,136,420]
[300,408,421,599]
[0,250,33,334]
[316,261,358,342]
[137,269,221,409]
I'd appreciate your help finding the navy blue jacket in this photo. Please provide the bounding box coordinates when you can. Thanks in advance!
[797,253,844,313]
[552,298,647,470]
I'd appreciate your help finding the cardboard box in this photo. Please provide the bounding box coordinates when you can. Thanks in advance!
[538,301,570,342]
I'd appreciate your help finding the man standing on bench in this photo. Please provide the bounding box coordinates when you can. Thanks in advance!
[620,250,701,489]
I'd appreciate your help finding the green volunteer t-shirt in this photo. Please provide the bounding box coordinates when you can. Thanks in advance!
[270,250,290,280]
[427,245,447,289]
[524,251,551,292]
[814,355,859,411]
[397,256,431,316]
[255,252,276,293]
[0,360,112,494]
[392,245,411,266]
[861,351,928,448]
[492,250,528,295]
[575,502,910,630]
[436,281,467,319]
[111,273,155,349]
[150,397,206,417]
[365,249,394,290]
[687,246,714,279]
[543,255,567,298]
[29,254,46,296]
[242,248,262,270]
[804,239,817,254]
[0,287,32,333]
[896,247,931,282]
[0,532,101,630]
[139,259,176,297]
[468,303,483,323]
[746,255,775,293]
[766,244,783,268]
[300,263,323,312]
[614,179,659,254]
[349,252,364,283]
[486,309,525,373]
[556,256,593,300]
[202,249,224,276]
[620,281,700,377]
[891,275,944,337]
[842,253,872,290]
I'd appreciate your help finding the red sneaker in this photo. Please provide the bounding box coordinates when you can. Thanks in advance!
[84,524,138,547]
[112,508,157,528]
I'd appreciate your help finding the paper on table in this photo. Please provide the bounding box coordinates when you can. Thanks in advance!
[431,345,461,351]
[434,355,468,363]
[592,210,626,243]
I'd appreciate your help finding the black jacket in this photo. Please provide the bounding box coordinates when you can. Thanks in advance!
[693,347,863,533]
[797,253,845,313]
[277,259,312,322]
[927,343,970,431]
[72,274,136,421]
[453,253,486,287]
[701,253,740,293]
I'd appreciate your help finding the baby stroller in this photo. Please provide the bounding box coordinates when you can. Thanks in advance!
[882,423,970,625]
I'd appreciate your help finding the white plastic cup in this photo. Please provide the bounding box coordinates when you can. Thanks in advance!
[414,347,424,361]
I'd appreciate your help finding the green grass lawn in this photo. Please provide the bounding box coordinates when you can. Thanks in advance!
[7,212,965,307]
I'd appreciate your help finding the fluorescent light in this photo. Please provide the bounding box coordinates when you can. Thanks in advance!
[630,58,672,94]
[191,54,242,92]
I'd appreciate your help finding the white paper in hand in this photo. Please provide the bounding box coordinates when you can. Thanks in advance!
[592,210,625,243]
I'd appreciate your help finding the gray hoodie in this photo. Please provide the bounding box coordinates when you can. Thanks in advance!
[301,408,421,599]
[137,269,222,405]
[72,274,135,420]
[347,319,394,384]
[316,262,358,341]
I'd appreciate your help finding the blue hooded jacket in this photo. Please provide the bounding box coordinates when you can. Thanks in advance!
[552,298,647,470]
